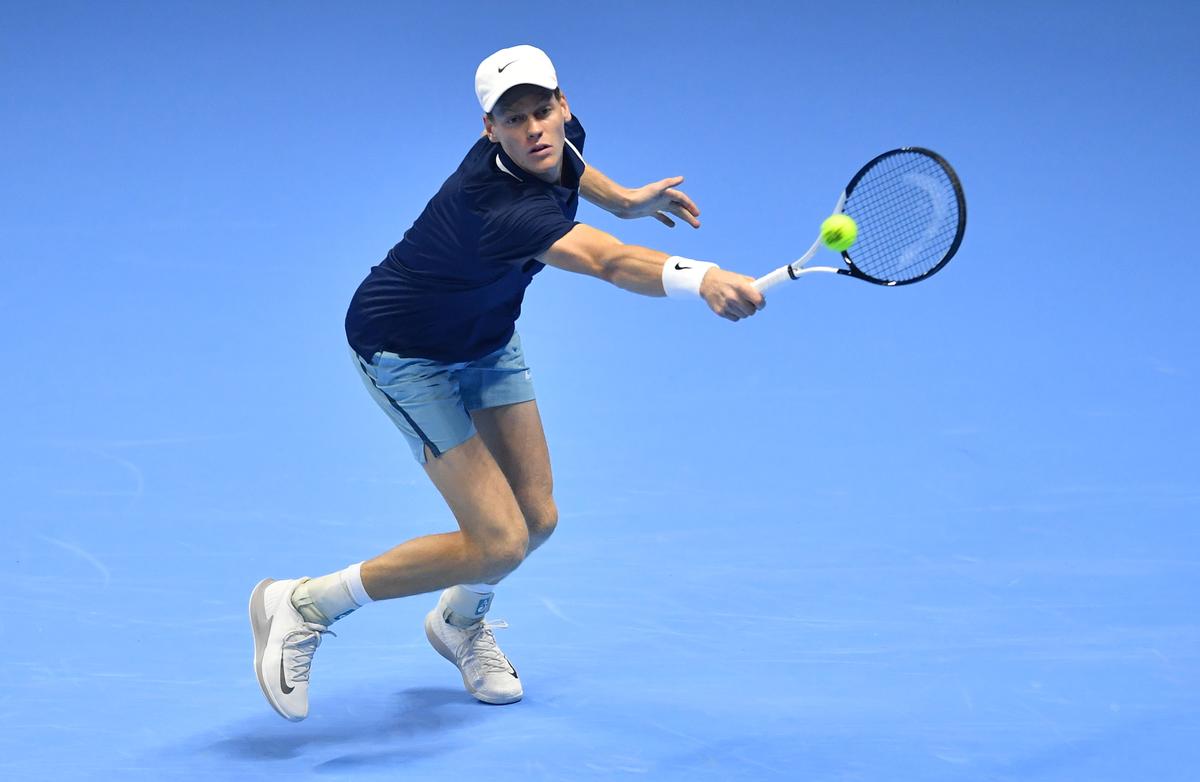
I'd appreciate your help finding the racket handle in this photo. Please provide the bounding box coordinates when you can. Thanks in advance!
[752,266,793,293]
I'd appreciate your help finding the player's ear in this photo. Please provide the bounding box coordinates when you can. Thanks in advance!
[558,92,571,122]
[482,114,498,142]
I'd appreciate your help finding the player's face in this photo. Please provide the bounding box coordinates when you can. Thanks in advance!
[485,92,572,183]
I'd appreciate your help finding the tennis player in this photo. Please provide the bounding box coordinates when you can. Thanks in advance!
[250,44,765,721]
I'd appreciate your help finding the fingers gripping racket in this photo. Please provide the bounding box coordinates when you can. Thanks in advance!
[754,147,967,292]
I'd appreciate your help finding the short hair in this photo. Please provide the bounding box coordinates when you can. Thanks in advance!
[487,84,563,119]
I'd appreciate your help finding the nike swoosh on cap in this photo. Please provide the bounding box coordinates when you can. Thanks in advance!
[498,60,518,73]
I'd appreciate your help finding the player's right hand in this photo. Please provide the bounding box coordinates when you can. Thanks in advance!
[699,269,766,322]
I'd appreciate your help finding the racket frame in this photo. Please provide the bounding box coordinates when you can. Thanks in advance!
[752,147,966,293]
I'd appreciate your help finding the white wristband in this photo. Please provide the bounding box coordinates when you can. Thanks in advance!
[662,256,718,299]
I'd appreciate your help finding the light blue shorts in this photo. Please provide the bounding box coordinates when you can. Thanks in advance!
[351,332,536,464]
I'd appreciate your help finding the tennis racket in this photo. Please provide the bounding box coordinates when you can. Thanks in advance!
[753,147,966,292]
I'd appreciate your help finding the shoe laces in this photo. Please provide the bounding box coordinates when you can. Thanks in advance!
[455,619,511,674]
[281,623,335,683]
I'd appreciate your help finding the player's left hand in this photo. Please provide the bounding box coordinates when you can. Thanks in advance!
[623,177,701,229]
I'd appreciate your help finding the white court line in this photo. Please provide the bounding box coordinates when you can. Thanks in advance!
[37,535,112,588]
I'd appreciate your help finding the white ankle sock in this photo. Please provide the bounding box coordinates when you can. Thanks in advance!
[292,562,372,625]
[439,583,495,627]
[341,562,374,606]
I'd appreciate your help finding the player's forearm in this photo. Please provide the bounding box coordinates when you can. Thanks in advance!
[597,243,669,296]
[580,167,632,217]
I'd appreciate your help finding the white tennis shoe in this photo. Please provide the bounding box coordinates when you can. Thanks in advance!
[424,609,523,705]
[249,578,332,721]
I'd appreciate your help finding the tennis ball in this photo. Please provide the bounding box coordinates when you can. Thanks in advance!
[820,214,858,252]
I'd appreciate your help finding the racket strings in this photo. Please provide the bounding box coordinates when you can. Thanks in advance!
[842,151,962,284]
[851,163,955,277]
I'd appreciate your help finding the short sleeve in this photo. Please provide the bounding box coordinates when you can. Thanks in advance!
[478,193,578,266]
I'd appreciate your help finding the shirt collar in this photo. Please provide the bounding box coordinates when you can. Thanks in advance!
[494,140,585,190]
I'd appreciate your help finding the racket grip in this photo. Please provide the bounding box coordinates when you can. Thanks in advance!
[752,266,792,293]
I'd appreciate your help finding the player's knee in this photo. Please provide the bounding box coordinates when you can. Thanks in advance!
[480,525,528,577]
[525,497,558,544]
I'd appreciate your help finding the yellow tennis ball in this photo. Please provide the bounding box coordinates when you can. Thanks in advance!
[820,214,858,252]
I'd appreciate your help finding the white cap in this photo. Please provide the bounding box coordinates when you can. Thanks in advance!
[475,44,558,114]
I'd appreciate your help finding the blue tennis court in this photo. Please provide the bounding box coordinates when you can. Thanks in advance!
[3,2,1197,780]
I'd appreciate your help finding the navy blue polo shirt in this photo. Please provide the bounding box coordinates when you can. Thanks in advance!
[346,117,586,363]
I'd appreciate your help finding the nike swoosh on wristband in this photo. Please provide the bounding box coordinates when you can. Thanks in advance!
[498,60,518,73]
[674,262,692,270]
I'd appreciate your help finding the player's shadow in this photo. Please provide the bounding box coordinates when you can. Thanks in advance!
[206,686,489,766]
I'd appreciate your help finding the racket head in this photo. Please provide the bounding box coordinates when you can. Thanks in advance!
[838,147,966,286]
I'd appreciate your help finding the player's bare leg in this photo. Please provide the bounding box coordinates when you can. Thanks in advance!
[360,434,529,597]
[470,400,558,554]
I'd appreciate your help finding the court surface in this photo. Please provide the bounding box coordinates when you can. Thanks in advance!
[5,411,1198,781]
